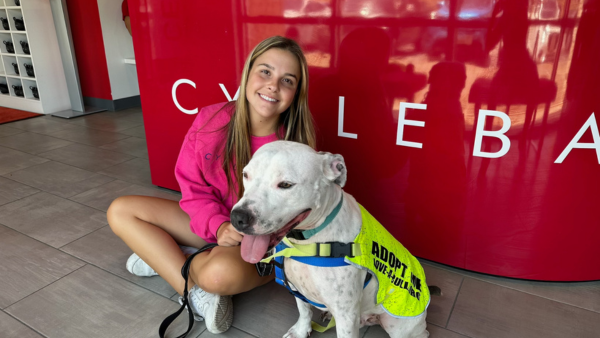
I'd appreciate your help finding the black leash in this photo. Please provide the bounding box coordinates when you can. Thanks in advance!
[158,243,218,338]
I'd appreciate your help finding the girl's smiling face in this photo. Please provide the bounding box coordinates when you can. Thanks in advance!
[245,48,301,129]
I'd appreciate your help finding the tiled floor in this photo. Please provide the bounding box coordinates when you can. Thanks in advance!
[0,109,599,338]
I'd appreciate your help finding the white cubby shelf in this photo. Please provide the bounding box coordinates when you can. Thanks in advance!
[0,0,70,113]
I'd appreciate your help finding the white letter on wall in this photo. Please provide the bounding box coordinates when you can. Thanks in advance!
[172,79,198,115]
[219,84,240,102]
[473,110,512,158]
[396,102,427,148]
[338,96,357,139]
[555,113,600,164]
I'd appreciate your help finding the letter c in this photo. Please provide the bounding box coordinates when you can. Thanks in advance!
[172,79,198,115]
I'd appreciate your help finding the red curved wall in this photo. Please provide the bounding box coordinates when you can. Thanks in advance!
[128,0,600,281]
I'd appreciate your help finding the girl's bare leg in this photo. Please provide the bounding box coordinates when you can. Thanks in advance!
[107,195,273,296]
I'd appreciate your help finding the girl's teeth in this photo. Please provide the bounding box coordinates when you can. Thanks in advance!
[260,94,277,102]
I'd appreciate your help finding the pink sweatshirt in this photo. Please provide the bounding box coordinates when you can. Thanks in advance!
[175,102,279,243]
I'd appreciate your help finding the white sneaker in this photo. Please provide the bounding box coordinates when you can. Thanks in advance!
[126,245,199,277]
[179,285,233,334]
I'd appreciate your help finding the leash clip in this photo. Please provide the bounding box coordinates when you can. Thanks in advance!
[255,261,274,276]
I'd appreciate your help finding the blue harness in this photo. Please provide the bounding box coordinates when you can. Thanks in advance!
[272,240,372,309]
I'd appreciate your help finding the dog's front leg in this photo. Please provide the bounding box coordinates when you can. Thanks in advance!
[283,298,312,338]
[329,300,361,338]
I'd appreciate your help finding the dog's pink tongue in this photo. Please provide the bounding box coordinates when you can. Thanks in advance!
[241,234,270,264]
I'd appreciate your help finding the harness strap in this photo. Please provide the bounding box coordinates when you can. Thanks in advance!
[261,237,361,263]
[272,241,373,310]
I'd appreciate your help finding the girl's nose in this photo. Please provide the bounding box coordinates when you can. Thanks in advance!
[267,80,278,92]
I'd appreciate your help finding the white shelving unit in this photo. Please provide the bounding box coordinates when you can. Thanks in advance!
[0,0,70,113]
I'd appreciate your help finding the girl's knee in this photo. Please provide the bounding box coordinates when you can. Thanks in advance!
[193,252,243,295]
[107,196,135,235]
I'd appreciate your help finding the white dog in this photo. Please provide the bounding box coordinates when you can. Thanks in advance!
[231,141,439,338]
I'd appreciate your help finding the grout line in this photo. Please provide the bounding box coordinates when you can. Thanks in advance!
[55,242,181,302]
[445,276,464,328]
[2,308,50,338]
[0,173,118,211]
[3,264,88,311]
[230,325,261,338]
[428,322,475,338]
[58,224,109,249]
[421,259,600,314]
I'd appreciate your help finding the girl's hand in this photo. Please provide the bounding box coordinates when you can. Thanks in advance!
[216,222,244,247]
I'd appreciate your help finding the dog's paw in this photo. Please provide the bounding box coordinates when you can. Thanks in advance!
[320,311,333,322]
[283,324,312,338]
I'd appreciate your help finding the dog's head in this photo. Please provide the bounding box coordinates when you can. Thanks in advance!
[231,141,347,263]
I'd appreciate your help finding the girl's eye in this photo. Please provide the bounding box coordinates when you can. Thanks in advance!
[282,78,294,85]
[260,69,270,76]
[277,182,295,189]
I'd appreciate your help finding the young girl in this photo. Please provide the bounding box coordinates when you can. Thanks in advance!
[107,36,316,334]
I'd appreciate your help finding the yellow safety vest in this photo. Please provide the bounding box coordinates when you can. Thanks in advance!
[345,205,430,318]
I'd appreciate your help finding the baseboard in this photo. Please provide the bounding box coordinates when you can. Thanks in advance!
[83,95,141,112]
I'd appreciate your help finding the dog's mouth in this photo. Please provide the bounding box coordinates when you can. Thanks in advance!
[240,209,311,264]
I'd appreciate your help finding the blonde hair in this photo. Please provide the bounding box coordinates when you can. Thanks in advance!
[223,36,316,198]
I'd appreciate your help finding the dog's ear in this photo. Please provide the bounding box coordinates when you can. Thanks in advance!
[320,152,347,187]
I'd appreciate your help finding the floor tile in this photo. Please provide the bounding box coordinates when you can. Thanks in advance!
[447,277,600,338]
[119,125,146,138]
[38,143,134,172]
[5,265,206,338]
[4,161,114,198]
[0,225,85,309]
[98,158,153,187]
[4,116,77,134]
[66,113,143,132]
[69,180,180,212]
[364,323,468,338]
[121,112,145,124]
[232,281,368,338]
[100,136,149,159]
[199,327,257,338]
[45,127,131,147]
[423,259,600,315]
[483,278,600,314]
[0,132,73,154]
[0,146,49,175]
[0,310,43,338]
[0,124,25,137]
[61,226,179,298]
[0,176,39,206]
[0,192,108,248]
[421,263,464,327]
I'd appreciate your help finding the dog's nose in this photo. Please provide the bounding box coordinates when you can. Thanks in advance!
[230,209,254,232]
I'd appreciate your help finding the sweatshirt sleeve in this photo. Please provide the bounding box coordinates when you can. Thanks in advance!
[175,125,230,243]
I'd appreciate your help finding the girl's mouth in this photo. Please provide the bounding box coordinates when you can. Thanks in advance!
[258,93,278,103]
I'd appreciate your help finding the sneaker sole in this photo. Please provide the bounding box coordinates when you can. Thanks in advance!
[209,296,233,334]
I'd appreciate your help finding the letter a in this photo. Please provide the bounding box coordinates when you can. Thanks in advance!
[555,113,600,164]
[372,241,380,258]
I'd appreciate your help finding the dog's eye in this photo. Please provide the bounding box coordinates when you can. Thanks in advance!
[243,172,248,179]
[277,182,295,189]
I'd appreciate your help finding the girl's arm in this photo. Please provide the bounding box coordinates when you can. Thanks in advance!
[175,115,230,243]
